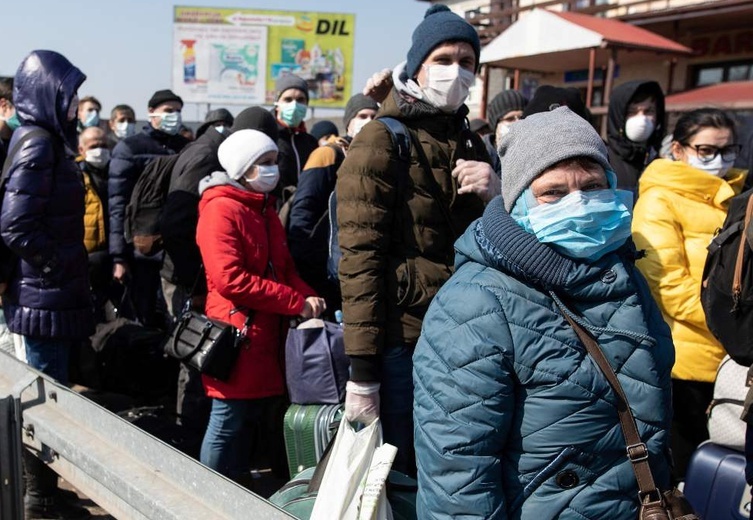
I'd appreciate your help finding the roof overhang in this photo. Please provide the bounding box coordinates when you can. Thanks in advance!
[665,81,753,111]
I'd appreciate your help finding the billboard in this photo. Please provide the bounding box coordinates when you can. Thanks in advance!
[173,6,355,108]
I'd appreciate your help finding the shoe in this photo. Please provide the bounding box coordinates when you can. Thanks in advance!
[56,488,81,504]
[24,495,91,519]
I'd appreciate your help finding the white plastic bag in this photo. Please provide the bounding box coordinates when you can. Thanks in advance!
[311,419,394,520]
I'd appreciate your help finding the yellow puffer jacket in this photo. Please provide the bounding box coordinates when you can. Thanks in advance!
[81,168,107,254]
[632,158,747,382]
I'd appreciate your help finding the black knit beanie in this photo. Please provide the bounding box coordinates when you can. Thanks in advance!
[522,86,589,122]
[148,89,183,109]
[231,106,279,141]
[343,94,379,130]
[487,90,528,128]
[405,5,481,79]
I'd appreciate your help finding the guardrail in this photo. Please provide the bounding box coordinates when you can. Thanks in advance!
[0,350,293,520]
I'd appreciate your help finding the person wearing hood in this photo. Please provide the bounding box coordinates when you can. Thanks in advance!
[336,4,499,476]
[1,49,93,520]
[607,80,666,193]
[414,107,674,519]
[484,89,528,174]
[632,108,746,482]
[161,106,279,436]
[108,88,189,327]
[287,93,379,317]
[272,74,318,197]
[196,129,323,479]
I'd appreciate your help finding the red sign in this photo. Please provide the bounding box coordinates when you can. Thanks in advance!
[691,30,753,57]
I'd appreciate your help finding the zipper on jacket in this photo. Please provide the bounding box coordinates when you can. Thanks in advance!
[292,133,301,179]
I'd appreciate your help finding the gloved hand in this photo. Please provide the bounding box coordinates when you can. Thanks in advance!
[344,381,381,425]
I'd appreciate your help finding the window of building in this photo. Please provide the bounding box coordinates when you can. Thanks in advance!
[693,59,753,87]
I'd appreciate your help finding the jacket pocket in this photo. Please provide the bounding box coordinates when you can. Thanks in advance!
[387,257,413,308]
[511,446,596,517]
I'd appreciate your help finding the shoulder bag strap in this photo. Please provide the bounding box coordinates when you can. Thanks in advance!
[554,300,661,501]
[732,195,753,310]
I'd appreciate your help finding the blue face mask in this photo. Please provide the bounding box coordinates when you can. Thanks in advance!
[82,109,100,128]
[277,101,307,128]
[512,188,634,262]
[1,110,21,131]
[156,111,182,135]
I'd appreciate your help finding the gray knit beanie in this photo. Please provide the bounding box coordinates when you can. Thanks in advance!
[275,74,309,103]
[499,106,611,211]
[343,93,379,130]
[487,90,528,128]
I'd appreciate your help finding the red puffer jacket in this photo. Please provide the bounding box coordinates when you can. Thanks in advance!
[197,181,314,399]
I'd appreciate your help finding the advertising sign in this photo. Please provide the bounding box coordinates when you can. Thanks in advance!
[173,6,355,108]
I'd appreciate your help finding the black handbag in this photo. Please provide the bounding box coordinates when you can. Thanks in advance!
[165,310,251,382]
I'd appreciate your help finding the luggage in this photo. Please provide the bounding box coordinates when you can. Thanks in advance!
[283,404,342,478]
[708,356,748,452]
[268,467,417,520]
[684,442,752,520]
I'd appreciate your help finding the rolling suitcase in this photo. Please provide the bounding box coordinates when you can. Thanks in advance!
[684,441,752,520]
[283,404,342,478]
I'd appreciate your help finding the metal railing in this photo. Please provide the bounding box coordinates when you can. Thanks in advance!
[0,350,293,520]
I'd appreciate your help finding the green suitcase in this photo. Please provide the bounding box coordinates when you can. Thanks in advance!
[283,404,342,478]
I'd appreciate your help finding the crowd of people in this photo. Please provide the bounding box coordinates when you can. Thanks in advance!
[0,3,751,519]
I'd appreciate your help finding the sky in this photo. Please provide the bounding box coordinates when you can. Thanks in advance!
[0,0,430,122]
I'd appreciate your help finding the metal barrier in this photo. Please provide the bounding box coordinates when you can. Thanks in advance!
[0,351,293,519]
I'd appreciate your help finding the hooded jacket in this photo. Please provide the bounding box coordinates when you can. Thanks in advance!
[1,51,94,339]
[632,158,747,382]
[607,80,665,192]
[414,199,674,519]
[196,171,315,399]
[336,63,490,380]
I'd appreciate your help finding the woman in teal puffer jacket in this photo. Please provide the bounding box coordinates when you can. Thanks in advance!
[413,107,674,519]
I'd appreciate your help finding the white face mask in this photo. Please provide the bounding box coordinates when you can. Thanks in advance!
[114,121,136,139]
[688,154,734,178]
[495,122,512,144]
[420,64,476,113]
[84,147,110,169]
[244,164,280,193]
[624,115,655,143]
[350,118,371,138]
[214,125,225,135]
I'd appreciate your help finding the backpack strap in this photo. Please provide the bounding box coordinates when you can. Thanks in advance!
[1,128,53,186]
[376,117,411,163]
[733,195,753,310]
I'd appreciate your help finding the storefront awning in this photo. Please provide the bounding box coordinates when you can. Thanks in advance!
[480,8,692,72]
[665,81,753,111]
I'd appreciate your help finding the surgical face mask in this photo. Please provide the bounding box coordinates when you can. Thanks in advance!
[513,189,634,262]
[495,122,512,144]
[350,118,371,138]
[214,125,225,135]
[624,115,655,143]
[277,101,308,128]
[154,111,182,135]
[688,153,734,178]
[85,147,110,169]
[82,109,100,128]
[67,95,79,122]
[244,164,280,193]
[0,108,21,131]
[114,121,136,139]
[420,64,476,113]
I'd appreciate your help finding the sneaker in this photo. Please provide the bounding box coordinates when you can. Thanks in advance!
[24,495,91,519]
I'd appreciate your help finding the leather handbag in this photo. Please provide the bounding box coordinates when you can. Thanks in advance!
[165,310,250,382]
[555,299,698,520]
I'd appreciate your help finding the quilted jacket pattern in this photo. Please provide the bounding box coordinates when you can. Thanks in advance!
[413,198,674,519]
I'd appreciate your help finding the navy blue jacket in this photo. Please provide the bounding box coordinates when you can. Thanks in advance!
[108,125,187,262]
[414,199,673,519]
[1,51,94,339]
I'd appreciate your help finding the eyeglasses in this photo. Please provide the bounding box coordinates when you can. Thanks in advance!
[684,143,742,163]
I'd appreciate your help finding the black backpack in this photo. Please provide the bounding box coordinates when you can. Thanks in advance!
[0,128,54,291]
[124,152,181,257]
[702,189,753,365]
[326,118,411,283]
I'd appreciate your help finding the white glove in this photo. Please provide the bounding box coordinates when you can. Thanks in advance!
[344,381,381,425]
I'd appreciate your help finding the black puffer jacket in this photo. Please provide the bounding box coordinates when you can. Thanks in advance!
[160,127,226,288]
[1,51,93,340]
[607,80,665,192]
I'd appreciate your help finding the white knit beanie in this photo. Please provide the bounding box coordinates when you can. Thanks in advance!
[218,129,278,181]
